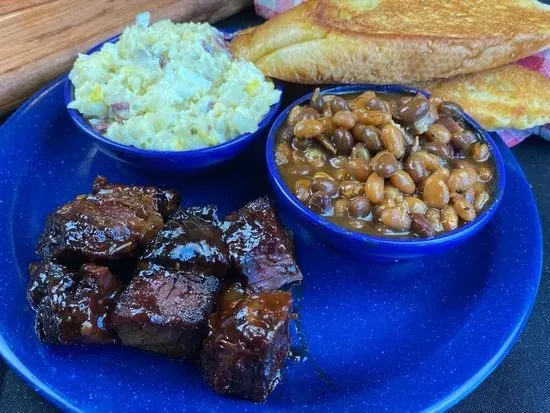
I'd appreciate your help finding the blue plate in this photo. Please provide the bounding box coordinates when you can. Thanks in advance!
[0,75,543,413]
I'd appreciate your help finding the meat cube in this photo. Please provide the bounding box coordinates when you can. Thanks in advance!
[169,205,222,228]
[141,209,229,276]
[112,262,221,357]
[37,177,180,264]
[28,261,76,309]
[36,263,121,344]
[202,283,292,401]
[92,176,180,218]
[223,197,302,291]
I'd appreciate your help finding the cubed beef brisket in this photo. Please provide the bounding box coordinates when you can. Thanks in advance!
[223,197,302,291]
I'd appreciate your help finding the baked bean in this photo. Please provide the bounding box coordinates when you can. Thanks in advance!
[296,107,320,122]
[352,124,382,152]
[453,196,476,221]
[381,205,411,232]
[381,124,406,158]
[346,159,371,181]
[373,198,396,220]
[440,206,459,231]
[437,116,463,137]
[329,96,351,113]
[275,142,293,166]
[312,176,338,196]
[319,116,336,135]
[394,95,430,123]
[452,130,478,150]
[288,105,305,124]
[404,154,429,182]
[332,128,354,155]
[333,111,357,129]
[474,191,490,211]
[294,119,323,139]
[404,151,441,182]
[356,91,376,104]
[334,199,350,217]
[310,88,326,113]
[447,168,477,192]
[425,123,452,144]
[439,101,464,119]
[365,173,384,204]
[349,92,374,111]
[356,110,392,126]
[339,181,365,198]
[425,208,444,232]
[329,156,348,169]
[422,175,450,209]
[384,185,401,201]
[308,191,332,215]
[349,196,371,217]
[423,141,454,158]
[294,179,312,202]
[417,151,443,171]
[404,197,428,214]
[318,136,337,155]
[477,166,493,183]
[372,151,398,178]
[351,143,371,162]
[410,213,436,237]
[432,167,450,180]
[390,170,416,194]
[366,97,390,113]
[471,142,490,162]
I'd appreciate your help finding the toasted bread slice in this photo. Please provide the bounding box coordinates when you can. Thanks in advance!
[423,64,550,130]
[231,0,550,84]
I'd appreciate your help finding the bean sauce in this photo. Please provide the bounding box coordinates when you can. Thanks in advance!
[275,89,497,238]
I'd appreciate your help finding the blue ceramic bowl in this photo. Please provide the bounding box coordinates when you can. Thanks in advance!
[65,34,282,172]
[266,85,506,260]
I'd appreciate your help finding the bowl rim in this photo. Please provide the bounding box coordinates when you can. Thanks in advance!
[266,84,506,247]
[64,33,283,158]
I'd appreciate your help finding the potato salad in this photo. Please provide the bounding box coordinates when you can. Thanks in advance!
[68,13,280,151]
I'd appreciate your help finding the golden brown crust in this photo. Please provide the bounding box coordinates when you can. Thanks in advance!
[422,64,550,130]
[231,0,550,84]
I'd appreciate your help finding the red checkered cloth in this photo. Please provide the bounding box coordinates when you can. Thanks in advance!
[254,0,302,19]
[253,0,550,147]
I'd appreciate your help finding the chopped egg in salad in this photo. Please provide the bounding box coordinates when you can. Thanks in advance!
[68,13,281,151]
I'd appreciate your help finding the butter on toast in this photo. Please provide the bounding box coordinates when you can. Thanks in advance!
[231,0,550,84]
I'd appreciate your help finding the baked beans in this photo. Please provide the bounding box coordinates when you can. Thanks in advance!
[275,89,497,238]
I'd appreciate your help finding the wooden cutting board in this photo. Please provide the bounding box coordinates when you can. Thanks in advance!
[0,0,252,115]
